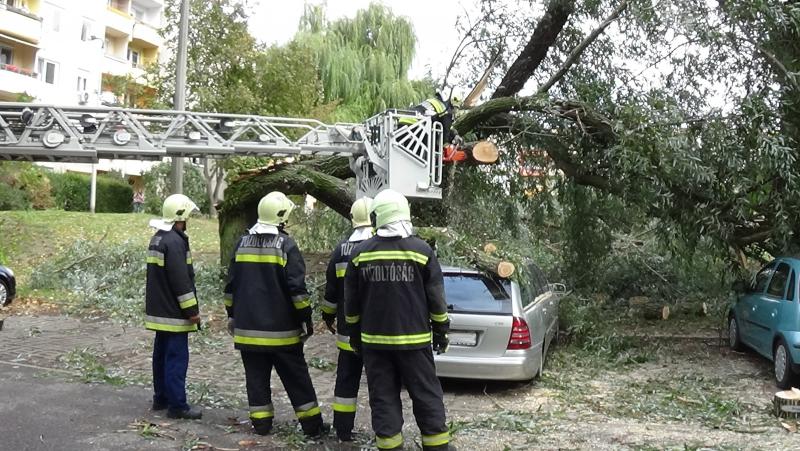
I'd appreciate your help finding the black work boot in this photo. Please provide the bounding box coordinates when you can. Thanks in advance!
[301,420,330,439]
[252,419,273,436]
[336,430,354,442]
[151,401,167,411]
[167,405,202,420]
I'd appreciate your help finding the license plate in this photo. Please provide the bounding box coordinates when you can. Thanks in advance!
[449,331,477,347]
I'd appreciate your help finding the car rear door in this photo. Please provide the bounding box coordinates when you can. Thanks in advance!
[443,272,514,358]
[520,265,547,359]
[740,261,776,356]
[753,261,792,357]
[528,264,555,346]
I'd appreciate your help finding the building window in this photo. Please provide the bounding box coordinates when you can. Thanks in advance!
[81,21,91,41]
[127,48,140,67]
[37,58,57,84]
[0,46,12,65]
[77,75,88,91]
[132,6,144,21]
[5,0,19,8]
[48,8,62,32]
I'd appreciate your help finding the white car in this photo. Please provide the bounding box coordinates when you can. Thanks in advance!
[434,264,563,381]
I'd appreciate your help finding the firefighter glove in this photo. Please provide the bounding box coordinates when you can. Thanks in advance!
[433,331,449,355]
[322,312,336,334]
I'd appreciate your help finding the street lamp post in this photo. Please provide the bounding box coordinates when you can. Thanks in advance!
[172,0,190,194]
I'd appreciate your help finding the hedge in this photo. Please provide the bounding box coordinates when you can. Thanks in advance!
[49,172,133,213]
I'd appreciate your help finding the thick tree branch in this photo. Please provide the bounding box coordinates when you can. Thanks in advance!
[454,95,615,142]
[492,0,575,98]
[537,0,629,94]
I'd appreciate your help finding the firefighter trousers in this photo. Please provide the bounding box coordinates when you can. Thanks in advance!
[332,349,363,436]
[152,331,190,412]
[362,346,450,450]
[240,348,323,435]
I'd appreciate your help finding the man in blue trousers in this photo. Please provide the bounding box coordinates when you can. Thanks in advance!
[145,194,202,419]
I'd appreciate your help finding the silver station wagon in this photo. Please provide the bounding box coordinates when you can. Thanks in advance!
[434,264,562,381]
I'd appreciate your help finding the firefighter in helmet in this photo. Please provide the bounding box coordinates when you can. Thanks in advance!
[321,197,374,441]
[344,189,453,450]
[224,191,326,437]
[145,193,202,419]
[400,92,464,162]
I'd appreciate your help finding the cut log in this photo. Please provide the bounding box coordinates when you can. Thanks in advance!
[671,301,709,317]
[416,227,516,279]
[627,297,669,320]
[774,389,800,419]
[468,141,499,164]
[483,242,498,254]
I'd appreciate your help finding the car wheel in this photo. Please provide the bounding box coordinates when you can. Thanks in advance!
[774,339,796,389]
[0,279,7,306]
[728,315,744,351]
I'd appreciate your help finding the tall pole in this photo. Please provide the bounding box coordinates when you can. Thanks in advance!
[89,164,97,214]
[172,0,189,194]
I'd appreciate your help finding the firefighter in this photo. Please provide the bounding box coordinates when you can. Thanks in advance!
[321,197,374,442]
[224,191,326,437]
[344,189,453,451]
[145,193,202,420]
[400,93,464,162]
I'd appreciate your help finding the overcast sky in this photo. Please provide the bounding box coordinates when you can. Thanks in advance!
[247,0,469,81]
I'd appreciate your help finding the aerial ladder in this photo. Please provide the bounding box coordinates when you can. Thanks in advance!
[0,102,444,199]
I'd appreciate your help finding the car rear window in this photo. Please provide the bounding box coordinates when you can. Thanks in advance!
[444,273,512,314]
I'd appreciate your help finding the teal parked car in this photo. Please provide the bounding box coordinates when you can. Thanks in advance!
[729,258,800,388]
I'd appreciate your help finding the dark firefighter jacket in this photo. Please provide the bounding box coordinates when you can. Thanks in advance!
[145,227,199,333]
[344,235,449,350]
[224,231,311,352]
[323,237,368,352]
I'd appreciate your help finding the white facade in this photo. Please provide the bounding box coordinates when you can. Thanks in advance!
[0,0,164,177]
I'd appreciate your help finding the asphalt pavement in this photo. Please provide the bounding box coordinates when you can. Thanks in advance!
[0,362,254,451]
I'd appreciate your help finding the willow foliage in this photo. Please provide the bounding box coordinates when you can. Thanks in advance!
[296,3,432,121]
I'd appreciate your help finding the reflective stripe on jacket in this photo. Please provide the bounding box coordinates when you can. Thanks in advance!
[224,231,310,351]
[344,235,449,350]
[145,228,199,333]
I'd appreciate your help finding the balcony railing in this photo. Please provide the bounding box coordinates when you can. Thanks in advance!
[0,63,37,78]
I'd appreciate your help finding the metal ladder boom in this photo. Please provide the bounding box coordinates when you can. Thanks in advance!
[0,103,443,199]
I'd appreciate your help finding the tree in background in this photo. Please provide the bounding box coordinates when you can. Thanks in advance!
[296,3,434,121]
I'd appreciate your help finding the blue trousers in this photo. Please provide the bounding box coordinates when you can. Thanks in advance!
[152,331,190,411]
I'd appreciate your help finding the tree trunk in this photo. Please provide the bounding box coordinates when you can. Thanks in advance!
[217,156,355,266]
[628,296,670,320]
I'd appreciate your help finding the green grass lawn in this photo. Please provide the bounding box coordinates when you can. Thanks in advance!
[0,210,220,290]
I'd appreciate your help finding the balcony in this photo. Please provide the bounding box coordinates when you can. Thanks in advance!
[0,4,43,44]
[0,63,39,101]
[103,54,130,77]
[105,6,133,36]
[132,22,161,47]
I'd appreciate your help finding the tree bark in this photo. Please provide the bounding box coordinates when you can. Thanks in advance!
[218,156,355,265]
[492,0,576,98]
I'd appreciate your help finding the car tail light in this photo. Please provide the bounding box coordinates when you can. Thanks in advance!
[507,316,531,350]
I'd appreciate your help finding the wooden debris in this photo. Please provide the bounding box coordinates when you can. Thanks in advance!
[774,389,800,419]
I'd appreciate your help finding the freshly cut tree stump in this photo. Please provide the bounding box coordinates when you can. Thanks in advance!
[483,242,498,254]
[774,389,800,419]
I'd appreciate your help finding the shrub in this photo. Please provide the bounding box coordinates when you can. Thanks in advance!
[0,182,30,210]
[142,162,209,215]
[49,172,133,213]
[0,161,54,210]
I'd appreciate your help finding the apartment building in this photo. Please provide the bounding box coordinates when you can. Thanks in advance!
[0,0,165,180]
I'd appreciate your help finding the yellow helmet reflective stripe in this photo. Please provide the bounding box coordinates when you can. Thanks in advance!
[161,194,198,222]
[257,191,296,226]
[370,189,411,229]
[350,197,373,228]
